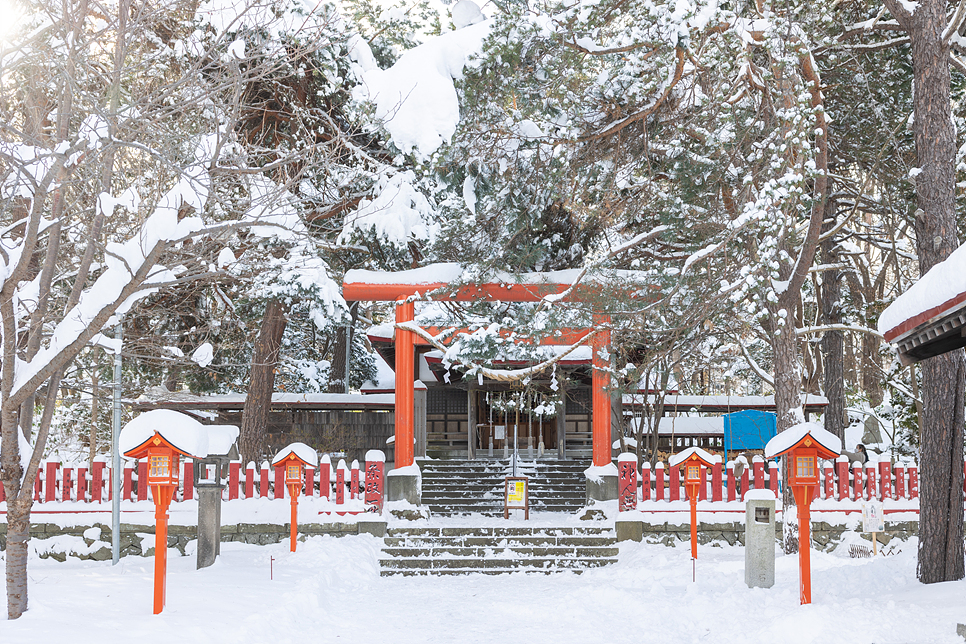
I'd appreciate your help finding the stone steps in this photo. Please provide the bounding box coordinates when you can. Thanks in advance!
[380,525,618,576]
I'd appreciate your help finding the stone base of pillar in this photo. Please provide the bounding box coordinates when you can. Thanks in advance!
[357,519,388,538]
[387,471,421,505]
[615,519,644,542]
[196,485,223,570]
[585,474,618,504]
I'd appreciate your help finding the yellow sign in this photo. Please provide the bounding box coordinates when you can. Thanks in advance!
[507,479,527,507]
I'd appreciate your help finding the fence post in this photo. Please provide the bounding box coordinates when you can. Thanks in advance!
[895,461,906,499]
[879,458,892,500]
[711,457,722,502]
[769,461,779,497]
[92,459,105,502]
[336,459,347,505]
[303,465,314,498]
[655,462,665,501]
[908,461,919,499]
[364,450,385,513]
[45,460,59,502]
[244,462,255,499]
[740,466,749,501]
[260,462,270,498]
[853,461,863,501]
[77,466,88,503]
[641,461,651,501]
[62,466,73,503]
[229,461,240,500]
[618,453,637,511]
[137,460,148,501]
[726,461,736,502]
[836,455,849,501]
[183,460,194,501]
[274,464,285,499]
[669,465,680,501]
[319,454,332,500]
[350,460,360,500]
[752,456,764,491]
[865,458,876,501]
[823,461,834,500]
[121,461,133,501]
[34,468,42,501]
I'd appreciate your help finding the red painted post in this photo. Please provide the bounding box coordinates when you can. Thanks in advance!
[752,456,764,490]
[908,462,919,499]
[618,454,637,511]
[669,465,680,501]
[319,455,331,499]
[880,459,892,500]
[244,463,255,499]
[45,461,59,502]
[122,462,133,501]
[275,465,285,499]
[350,460,360,500]
[740,467,749,501]
[655,462,665,501]
[836,456,849,501]
[769,461,779,497]
[183,461,194,501]
[0,476,4,501]
[853,461,863,500]
[259,462,270,498]
[229,461,240,500]
[336,461,346,505]
[865,460,876,501]
[824,461,834,500]
[62,467,73,502]
[364,450,385,513]
[138,460,148,501]
[92,460,104,502]
[303,466,314,497]
[696,465,707,501]
[641,462,651,501]
[711,459,723,502]
[895,462,906,499]
[77,466,88,502]
[34,469,42,501]
[726,462,736,502]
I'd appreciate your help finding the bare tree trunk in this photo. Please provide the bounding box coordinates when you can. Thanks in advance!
[239,299,289,465]
[881,0,965,584]
[820,219,845,441]
[326,303,358,394]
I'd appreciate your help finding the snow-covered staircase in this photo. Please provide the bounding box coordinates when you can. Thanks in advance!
[419,459,589,517]
[379,526,618,576]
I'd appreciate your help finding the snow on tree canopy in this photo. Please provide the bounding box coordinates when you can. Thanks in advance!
[271,442,319,468]
[668,446,716,467]
[119,409,210,459]
[878,241,966,340]
[764,422,841,459]
[353,21,492,160]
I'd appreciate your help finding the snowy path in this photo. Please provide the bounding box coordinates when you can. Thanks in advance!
[0,533,961,643]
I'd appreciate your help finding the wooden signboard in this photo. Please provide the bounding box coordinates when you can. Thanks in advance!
[862,501,885,555]
[504,476,529,519]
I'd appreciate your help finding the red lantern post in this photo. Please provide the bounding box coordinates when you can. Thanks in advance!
[668,447,716,563]
[271,443,319,553]
[765,423,841,605]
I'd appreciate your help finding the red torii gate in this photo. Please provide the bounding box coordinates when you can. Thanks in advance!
[342,264,615,474]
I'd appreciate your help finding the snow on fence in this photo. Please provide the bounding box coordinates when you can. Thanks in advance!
[10,453,386,512]
[622,454,927,508]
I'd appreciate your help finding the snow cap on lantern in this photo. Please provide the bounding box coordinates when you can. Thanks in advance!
[668,446,715,482]
[765,422,840,486]
[120,410,208,486]
[272,442,319,485]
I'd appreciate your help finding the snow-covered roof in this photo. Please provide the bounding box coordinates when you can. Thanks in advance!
[119,409,210,458]
[134,390,395,410]
[271,442,319,468]
[629,416,724,435]
[879,243,966,341]
[668,446,716,467]
[764,422,842,459]
[622,394,828,413]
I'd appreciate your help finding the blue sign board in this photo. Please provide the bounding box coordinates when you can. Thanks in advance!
[724,409,777,452]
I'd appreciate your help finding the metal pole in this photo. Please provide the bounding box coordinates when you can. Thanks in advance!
[111,322,122,565]
[513,397,519,478]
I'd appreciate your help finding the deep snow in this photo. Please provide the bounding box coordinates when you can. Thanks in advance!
[0,521,962,643]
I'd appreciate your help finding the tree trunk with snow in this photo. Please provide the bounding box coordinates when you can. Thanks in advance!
[240,299,290,465]
[882,0,966,584]
[820,228,845,441]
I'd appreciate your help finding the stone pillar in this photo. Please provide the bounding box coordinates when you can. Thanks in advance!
[744,491,776,588]
[196,485,223,570]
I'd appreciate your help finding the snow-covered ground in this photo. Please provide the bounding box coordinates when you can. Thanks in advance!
[0,522,962,643]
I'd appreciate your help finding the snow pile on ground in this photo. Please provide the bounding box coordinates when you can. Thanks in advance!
[0,526,962,642]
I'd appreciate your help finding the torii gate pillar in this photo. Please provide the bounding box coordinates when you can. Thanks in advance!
[386,299,420,504]
[587,313,618,503]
